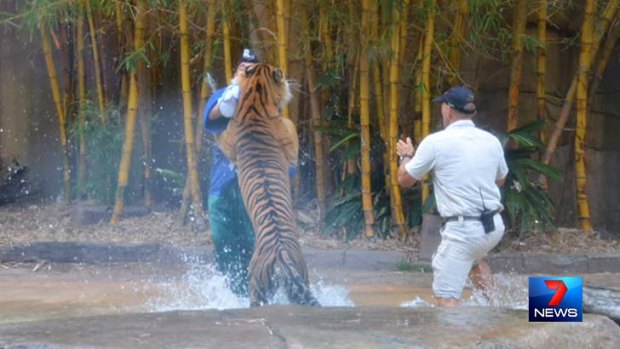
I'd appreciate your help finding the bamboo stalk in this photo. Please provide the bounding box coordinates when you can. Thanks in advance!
[507,0,527,132]
[398,0,410,68]
[389,2,408,239]
[85,0,106,117]
[222,1,233,83]
[536,0,547,143]
[319,0,333,65]
[542,0,619,165]
[111,0,147,224]
[179,1,204,221]
[40,18,71,205]
[304,14,327,224]
[360,0,376,239]
[276,0,289,118]
[448,0,468,85]
[574,0,596,232]
[420,0,436,203]
[180,0,217,223]
[346,49,359,176]
[588,18,620,106]
[77,5,87,198]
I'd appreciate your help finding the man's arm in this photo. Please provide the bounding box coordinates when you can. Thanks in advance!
[398,157,418,188]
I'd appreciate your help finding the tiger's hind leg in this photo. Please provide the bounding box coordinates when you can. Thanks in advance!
[278,250,321,307]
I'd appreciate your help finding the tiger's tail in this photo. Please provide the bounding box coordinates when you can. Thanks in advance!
[277,249,321,307]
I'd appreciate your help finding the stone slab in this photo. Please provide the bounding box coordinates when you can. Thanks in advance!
[0,306,618,349]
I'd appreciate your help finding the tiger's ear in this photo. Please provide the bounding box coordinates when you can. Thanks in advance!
[273,68,284,83]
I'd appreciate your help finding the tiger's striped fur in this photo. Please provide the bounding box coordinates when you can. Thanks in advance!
[216,63,320,307]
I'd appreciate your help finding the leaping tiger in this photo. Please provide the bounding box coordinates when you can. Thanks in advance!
[216,63,320,307]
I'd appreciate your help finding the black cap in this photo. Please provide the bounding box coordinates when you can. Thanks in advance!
[241,48,258,63]
[432,86,476,114]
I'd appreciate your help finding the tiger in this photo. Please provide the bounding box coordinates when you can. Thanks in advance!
[216,63,320,307]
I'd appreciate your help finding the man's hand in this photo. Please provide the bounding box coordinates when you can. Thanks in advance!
[217,83,240,118]
[396,137,415,160]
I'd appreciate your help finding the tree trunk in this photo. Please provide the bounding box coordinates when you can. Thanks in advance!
[575,0,596,232]
[111,0,147,224]
[507,0,527,132]
[276,0,289,118]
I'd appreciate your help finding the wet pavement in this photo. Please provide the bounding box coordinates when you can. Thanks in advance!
[0,244,619,348]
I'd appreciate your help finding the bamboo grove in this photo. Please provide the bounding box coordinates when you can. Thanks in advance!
[2,0,618,236]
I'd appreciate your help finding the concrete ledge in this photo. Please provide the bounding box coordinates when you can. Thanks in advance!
[1,242,619,274]
[0,307,618,348]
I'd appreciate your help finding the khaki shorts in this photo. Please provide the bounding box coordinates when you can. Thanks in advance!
[432,213,505,299]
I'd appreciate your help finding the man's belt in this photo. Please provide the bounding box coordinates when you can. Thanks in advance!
[441,215,482,224]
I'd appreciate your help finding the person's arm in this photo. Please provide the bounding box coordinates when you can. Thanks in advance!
[397,137,435,188]
[496,140,509,187]
[203,88,228,135]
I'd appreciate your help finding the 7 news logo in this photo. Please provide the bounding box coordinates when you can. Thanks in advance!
[529,276,583,322]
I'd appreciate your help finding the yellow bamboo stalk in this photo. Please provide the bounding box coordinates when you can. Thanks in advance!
[420,0,436,203]
[276,0,289,118]
[319,0,333,65]
[40,18,71,205]
[370,1,386,142]
[414,34,424,143]
[346,50,359,176]
[359,0,376,239]
[304,13,327,224]
[536,0,547,141]
[115,0,124,46]
[180,0,217,222]
[542,0,619,165]
[111,0,147,224]
[77,6,87,198]
[588,19,620,105]
[574,0,595,232]
[448,0,467,85]
[222,1,233,83]
[388,2,408,239]
[85,0,106,117]
[398,0,410,68]
[179,1,204,221]
[507,0,527,132]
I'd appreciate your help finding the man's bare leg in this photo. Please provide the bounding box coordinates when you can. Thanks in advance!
[435,297,460,307]
[469,259,494,301]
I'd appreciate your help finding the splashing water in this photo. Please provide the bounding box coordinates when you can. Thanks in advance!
[400,272,528,310]
[145,258,354,311]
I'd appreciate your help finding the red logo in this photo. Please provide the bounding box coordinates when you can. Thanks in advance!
[544,280,568,306]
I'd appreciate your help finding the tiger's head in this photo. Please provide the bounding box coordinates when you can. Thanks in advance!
[234,63,292,120]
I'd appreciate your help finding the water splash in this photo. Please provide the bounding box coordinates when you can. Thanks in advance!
[464,272,528,309]
[145,259,354,311]
[145,262,249,311]
[401,297,434,308]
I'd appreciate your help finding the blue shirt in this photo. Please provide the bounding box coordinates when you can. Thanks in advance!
[203,88,298,197]
[204,88,236,197]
